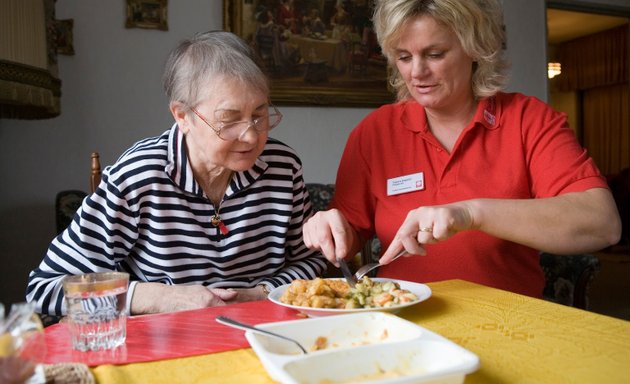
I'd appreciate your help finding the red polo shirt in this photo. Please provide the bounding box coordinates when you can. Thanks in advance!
[332,92,607,297]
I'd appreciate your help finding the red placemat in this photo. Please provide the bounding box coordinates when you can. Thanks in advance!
[42,300,303,366]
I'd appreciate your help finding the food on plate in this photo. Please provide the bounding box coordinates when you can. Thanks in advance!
[279,278,349,309]
[279,277,418,309]
[346,277,418,309]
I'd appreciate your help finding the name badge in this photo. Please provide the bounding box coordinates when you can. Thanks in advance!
[387,172,425,196]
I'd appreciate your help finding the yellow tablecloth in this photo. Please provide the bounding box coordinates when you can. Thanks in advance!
[92,280,630,383]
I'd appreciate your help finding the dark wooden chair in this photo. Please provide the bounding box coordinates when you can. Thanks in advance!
[540,252,600,309]
[55,189,87,234]
[55,152,101,234]
[90,152,101,193]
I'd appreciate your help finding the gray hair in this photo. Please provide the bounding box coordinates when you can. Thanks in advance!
[162,31,269,108]
[373,0,509,101]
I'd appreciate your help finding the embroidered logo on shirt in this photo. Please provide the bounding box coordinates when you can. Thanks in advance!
[483,110,496,125]
[484,97,496,125]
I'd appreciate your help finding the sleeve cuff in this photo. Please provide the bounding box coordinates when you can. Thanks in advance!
[126,281,138,315]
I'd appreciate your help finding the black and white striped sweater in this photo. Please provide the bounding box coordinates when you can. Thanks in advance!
[26,124,327,315]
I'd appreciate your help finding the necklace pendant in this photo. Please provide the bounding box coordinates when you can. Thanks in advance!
[218,221,229,235]
[211,214,229,235]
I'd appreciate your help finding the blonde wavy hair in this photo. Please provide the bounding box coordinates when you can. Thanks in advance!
[372,0,509,101]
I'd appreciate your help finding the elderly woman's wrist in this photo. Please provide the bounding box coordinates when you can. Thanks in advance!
[130,282,163,315]
[258,284,270,297]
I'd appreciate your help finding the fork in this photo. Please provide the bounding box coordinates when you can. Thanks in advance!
[353,250,408,281]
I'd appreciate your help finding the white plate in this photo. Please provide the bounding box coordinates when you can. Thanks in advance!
[268,278,431,317]
[245,312,480,384]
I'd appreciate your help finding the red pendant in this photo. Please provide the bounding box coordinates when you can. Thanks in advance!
[218,221,229,235]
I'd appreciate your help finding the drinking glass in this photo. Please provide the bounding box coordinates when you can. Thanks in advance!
[62,272,129,352]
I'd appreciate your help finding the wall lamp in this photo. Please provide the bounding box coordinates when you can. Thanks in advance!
[548,62,562,79]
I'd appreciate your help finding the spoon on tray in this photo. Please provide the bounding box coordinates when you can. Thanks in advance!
[215,316,309,354]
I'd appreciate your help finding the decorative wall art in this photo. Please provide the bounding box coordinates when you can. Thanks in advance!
[55,19,74,55]
[223,0,392,107]
[126,0,168,31]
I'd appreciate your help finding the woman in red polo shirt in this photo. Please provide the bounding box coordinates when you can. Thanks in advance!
[302,0,621,297]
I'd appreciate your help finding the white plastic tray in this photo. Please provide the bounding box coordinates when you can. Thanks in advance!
[245,312,479,384]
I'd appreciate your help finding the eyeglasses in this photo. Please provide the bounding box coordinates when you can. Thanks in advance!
[190,104,283,141]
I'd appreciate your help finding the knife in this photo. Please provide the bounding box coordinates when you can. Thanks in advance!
[337,257,357,287]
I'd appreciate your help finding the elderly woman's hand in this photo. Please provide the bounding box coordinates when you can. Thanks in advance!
[226,286,268,303]
[303,208,359,266]
[380,201,475,264]
[130,283,239,314]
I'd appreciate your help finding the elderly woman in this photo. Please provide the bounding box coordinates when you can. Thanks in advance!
[27,31,326,316]
[303,0,621,297]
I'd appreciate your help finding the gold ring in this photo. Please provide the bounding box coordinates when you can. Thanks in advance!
[420,226,433,232]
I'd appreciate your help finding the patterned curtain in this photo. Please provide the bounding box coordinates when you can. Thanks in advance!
[583,84,630,175]
[555,25,627,92]
[555,24,629,176]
